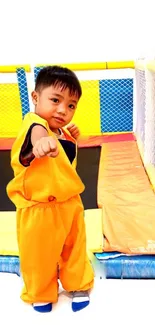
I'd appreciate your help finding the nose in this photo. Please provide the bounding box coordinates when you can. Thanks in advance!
[57,103,67,116]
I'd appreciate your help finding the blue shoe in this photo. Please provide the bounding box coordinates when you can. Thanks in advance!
[72,300,90,312]
[72,291,90,312]
[33,302,52,313]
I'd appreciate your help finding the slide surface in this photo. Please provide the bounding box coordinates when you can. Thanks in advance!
[98,139,155,254]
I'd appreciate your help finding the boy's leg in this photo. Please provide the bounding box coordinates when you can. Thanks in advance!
[17,203,66,311]
[59,196,94,311]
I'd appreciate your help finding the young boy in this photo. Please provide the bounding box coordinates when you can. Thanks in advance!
[7,66,94,313]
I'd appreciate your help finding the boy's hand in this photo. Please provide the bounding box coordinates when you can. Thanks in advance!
[67,123,80,140]
[33,136,59,158]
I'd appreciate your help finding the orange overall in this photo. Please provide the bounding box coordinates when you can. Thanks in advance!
[7,113,94,304]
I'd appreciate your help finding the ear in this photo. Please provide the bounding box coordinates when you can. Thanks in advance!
[31,90,38,105]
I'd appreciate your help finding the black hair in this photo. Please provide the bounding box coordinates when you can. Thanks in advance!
[35,65,82,99]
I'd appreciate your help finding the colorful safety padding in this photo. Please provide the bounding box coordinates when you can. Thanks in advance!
[0,65,134,138]
[65,78,133,135]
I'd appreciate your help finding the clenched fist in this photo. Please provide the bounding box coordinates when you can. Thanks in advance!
[32,136,59,158]
[67,123,80,140]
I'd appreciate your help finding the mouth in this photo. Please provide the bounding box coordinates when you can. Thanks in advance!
[54,117,65,124]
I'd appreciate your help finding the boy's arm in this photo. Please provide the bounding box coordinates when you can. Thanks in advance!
[20,124,48,166]
[31,125,48,146]
[20,124,58,165]
[32,126,58,159]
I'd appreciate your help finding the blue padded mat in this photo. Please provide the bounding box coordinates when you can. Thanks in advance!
[95,252,155,279]
[1,253,155,279]
[0,256,20,276]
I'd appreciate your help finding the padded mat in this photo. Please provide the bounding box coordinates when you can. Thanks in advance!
[1,253,155,279]
[0,256,20,276]
[85,209,103,253]
[0,212,18,256]
[95,253,155,279]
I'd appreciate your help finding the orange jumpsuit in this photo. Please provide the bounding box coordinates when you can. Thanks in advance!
[7,113,94,304]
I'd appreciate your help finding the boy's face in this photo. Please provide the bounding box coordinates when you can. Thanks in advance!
[31,84,79,132]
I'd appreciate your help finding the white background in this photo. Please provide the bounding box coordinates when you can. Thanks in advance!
[0,0,155,65]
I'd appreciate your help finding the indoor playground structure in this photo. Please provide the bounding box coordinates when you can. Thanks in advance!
[1,59,155,279]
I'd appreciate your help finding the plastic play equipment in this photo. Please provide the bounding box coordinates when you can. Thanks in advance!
[1,59,155,279]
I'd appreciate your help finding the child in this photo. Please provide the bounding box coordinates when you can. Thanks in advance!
[7,66,94,313]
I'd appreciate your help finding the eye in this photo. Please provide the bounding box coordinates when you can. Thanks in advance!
[51,98,59,103]
[69,104,75,109]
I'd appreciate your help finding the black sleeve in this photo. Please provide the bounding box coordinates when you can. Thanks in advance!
[19,123,47,167]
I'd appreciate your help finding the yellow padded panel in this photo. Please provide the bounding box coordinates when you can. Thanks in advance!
[84,208,103,253]
[0,211,19,256]
[72,80,101,136]
[0,83,22,138]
